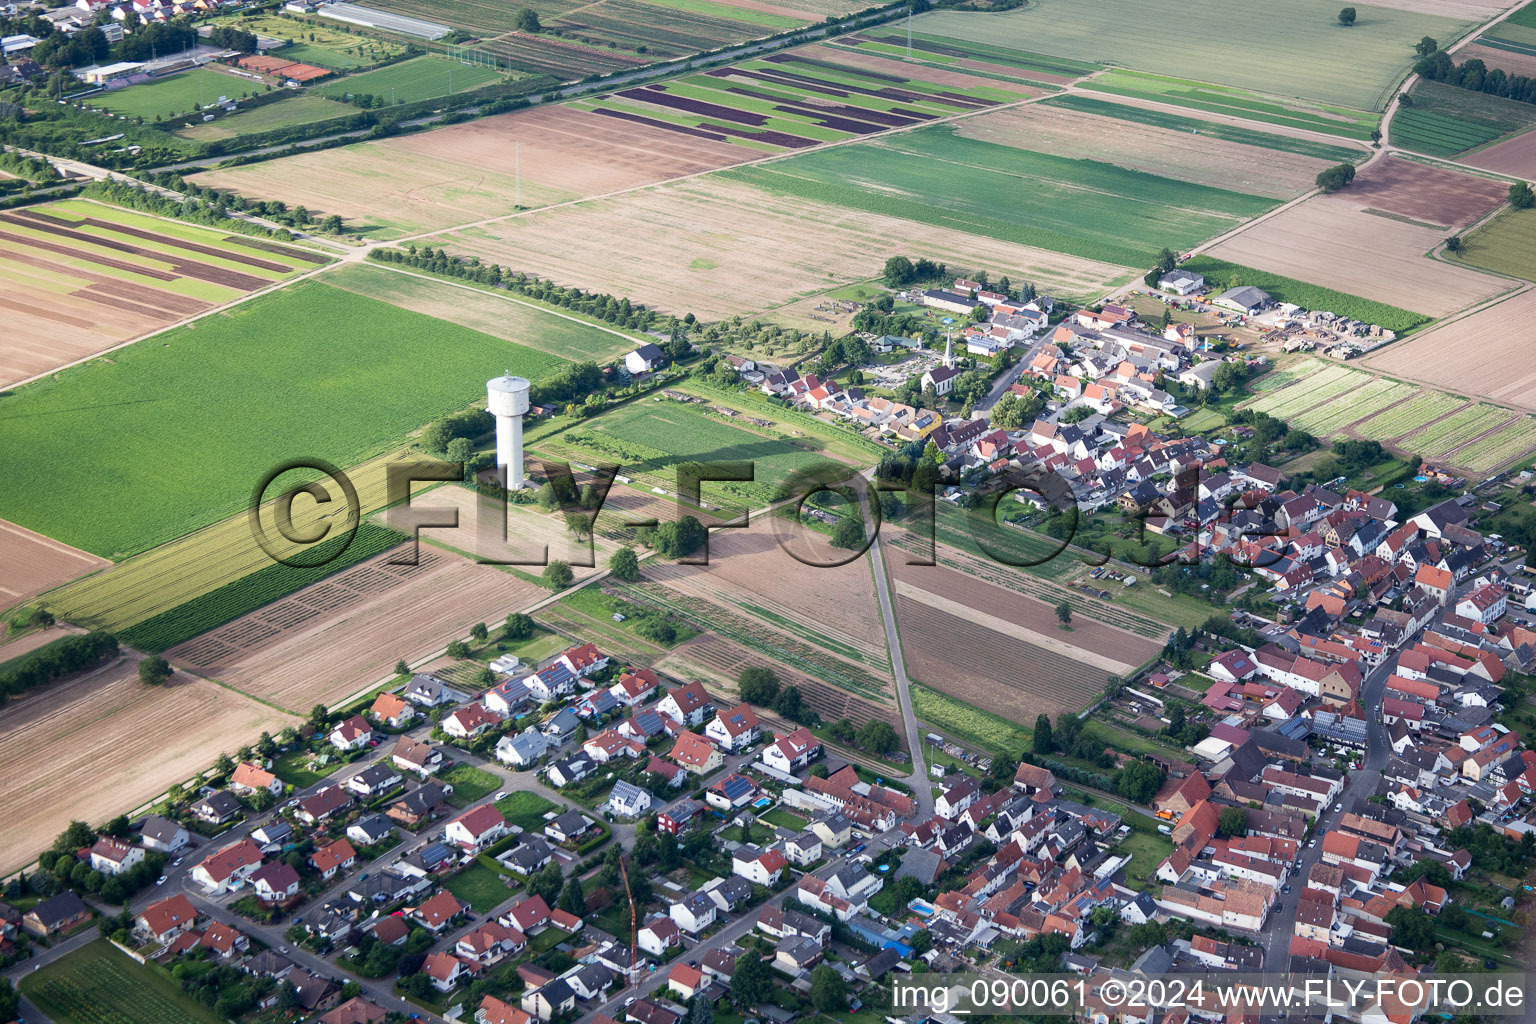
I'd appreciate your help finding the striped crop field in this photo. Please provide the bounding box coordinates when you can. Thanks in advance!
[1290,379,1419,438]
[571,46,1028,152]
[1250,358,1328,393]
[1247,364,1369,419]
[1402,403,1519,459]
[1450,419,1536,473]
[1349,391,1467,440]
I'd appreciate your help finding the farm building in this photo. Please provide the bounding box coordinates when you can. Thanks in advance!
[1158,270,1205,296]
[1212,286,1272,315]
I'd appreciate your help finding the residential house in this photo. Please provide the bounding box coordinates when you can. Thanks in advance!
[670,732,722,775]
[139,815,189,854]
[329,715,374,752]
[444,704,503,741]
[446,805,511,852]
[231,762,283,798]
[22,891,90,938]
[137,894,199,944]
[251,862,302,903]
[704,703,761,753]
[391,737,444,776]
[192,839,263,893]
[369,692,416,729]
[658,681,715,727]
[310,839,358,880]
[88,837,144,876]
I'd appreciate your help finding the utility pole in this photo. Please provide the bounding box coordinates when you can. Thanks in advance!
[515,140,522,207]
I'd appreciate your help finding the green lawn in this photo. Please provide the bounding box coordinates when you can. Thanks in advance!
[722,124,1276,267]
[445,861,518,912]
[495,790,557,829]
[20,939,224,1024]
[759,806,809,830]
[176,93,358,142]
[93,68,258,121]
[912,0,1471,111]
[322,55,506,104]
[272,748,346,788]
[442,764,503,806]
[0,281,567,559]
[531,927,570,951]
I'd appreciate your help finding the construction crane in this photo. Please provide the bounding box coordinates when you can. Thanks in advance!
[617,853,641,985]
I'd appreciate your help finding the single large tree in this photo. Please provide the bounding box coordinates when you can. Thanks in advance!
[1033,713,1054,755]
[515,7,541,31]
[138,655,171,686]
[1315,163,1357,193]
[857,718,899,754]
[1338,6,1356,25]
[543,560,574,590]
[738,666,780,705]
[809,964,849,1011]
[609,546,641,582]
[731,951,774,1007]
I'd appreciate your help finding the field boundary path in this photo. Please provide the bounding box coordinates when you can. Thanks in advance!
[868,513,935,819]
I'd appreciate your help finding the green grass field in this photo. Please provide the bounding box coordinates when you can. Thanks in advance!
[537,397,857,510]
[445,861,517,912]
[496,790,558,829]
[1078,70,1381,139]
[441,764,503,805]
[93,68,261,121]
[326,262,641,362]
[1042,94,1366,161]
[0,281,566,559]
[1391,81,1536,156]
[911,683,1032,756]
[722,124,1276,267]
[20,939,224,1024]
[176,93,358,142]
[1180,255,1431,331]
[1449,206,1536,282]
[321,55,507,104]
[913,0,1471,111]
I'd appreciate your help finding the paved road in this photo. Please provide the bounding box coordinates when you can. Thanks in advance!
[1258,647,1401,968]
[866,512,935,820]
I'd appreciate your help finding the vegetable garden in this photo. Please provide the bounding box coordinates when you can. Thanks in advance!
[20,940,223,1024]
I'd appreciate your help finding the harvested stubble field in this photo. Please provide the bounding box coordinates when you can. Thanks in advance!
[177,546,542,712]
[1365,289,1536,411]
[0,282,564,559]
[1076,70,1381,140]
[817,38,1072,89]
[895,595,1108,726]
[833,29,1098,83]
[636,514,890,672]
[325,262,641,362]
[427,176,1132,320]
[0,658,294,875]
[191,104,751,238]
[0,519,109,612]
[913,0,1472,111]
[0,198,323,388]
[1447,206,1536,281]
[1203,196,1507,319]
[953,101,1346,200]
[386,484,622,574]
[724,124,1276,267]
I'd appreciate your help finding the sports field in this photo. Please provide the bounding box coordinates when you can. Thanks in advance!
[533,395,861,510]
[0,198,326,388]
[913,0,1472,110]
[320,55,508,104]
[0,281,565,559]
[1448,206,1536,281]
[722,123,1277,266]
[211,12,408,67]
[176,93,357,142]
[20,940,225,1024]
[92,68,257,120]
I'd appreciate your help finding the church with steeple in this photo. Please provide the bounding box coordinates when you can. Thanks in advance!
[921,331,961,398]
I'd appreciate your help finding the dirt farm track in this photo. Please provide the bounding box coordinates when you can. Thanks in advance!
[0,657,294,876]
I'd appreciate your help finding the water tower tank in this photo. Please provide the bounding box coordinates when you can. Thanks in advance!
[487,374,531,417]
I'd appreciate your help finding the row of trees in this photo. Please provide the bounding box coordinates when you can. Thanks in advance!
[737,666,820,726]
[0,630,118,705]
[1415,50,1536,106]
[1030,712,1167,803]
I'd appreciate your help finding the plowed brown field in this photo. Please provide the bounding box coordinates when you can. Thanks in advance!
[0,657,294,875]
[0,518,109,611]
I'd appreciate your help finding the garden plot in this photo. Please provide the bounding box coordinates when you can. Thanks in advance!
[1350,390,1469,439]
[425,174,1133,319]
[1365,289,1536,411]
[1449,419,1536,472]
[1250,358,1328,393]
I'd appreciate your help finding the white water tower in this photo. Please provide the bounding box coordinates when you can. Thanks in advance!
[486,372,531,490]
